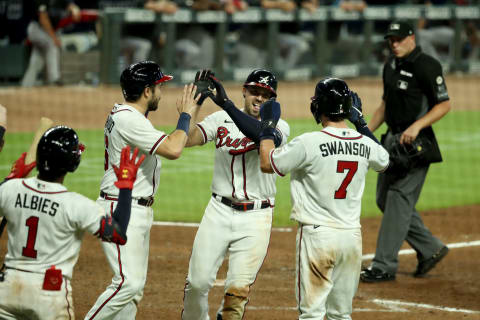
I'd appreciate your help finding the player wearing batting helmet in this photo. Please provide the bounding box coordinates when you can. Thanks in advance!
[181,69,289,319]
[257,78,389,319]
[0,126,144,319]
[85,61,201,319]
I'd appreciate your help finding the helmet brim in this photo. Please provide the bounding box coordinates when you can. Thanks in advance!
[155,75,173,84]
[244,82,277,96]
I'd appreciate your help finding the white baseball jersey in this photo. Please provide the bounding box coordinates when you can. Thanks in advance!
[0,177,104,279]
[270,126,389,228]
[197,110,290,201]
[100,103,166,198]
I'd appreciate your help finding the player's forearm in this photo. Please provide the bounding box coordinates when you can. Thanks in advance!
[259,140,275,173]
[112,188,133,234]
[38,12,58,41]
[223,101,261,141]
[367,101,385,132]
[413,100,451,130]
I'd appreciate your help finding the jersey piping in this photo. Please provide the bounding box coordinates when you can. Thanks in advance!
[242,153,249,200]
[197,123,208,144]
[321,130,363,140]
[22,180,68,194]
[110,109,132,115]
[149,134,167,155]
[270,149,285,177]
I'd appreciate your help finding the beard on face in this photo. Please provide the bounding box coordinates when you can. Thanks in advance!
[147,97,159,111]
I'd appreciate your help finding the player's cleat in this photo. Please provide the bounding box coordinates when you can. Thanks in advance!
[360,266,395,283]
[414,246,449,277]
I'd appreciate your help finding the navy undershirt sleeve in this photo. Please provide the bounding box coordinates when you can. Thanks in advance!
[112,188,132,234]
[223,100,282,147]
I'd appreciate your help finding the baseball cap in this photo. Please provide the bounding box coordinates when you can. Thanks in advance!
[384,21,415,39]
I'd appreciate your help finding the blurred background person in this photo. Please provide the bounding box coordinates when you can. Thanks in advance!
[21,0,82,87]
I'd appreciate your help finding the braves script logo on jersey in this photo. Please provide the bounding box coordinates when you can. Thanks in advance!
[216,127,254,152]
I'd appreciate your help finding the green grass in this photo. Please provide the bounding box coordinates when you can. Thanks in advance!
[1,110,479,226]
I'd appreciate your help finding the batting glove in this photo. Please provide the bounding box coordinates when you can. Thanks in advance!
[5,152,36,180]
[112,146,145,190]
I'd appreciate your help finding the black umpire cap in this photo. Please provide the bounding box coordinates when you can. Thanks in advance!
[384,21,415,39]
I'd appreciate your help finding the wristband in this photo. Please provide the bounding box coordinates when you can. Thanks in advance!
[0,126,5,141]
[176,112,191,134]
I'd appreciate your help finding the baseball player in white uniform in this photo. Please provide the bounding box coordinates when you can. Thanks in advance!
[0,126,144,320]
[85,61,200,320]
[258,78,390,319]
[181,69,290,320]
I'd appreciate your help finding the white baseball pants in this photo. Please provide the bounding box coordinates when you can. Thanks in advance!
[84,198,153,320]
[296,225,362,320]
[0,269,74,319]
[182,197,273,320]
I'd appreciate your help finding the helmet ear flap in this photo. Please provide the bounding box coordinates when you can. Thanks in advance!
[310,99,321,124]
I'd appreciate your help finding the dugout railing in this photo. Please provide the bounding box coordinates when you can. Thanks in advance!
[99,4,480,84]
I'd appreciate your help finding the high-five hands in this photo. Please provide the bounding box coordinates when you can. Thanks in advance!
[194,69,231,108]
[113,146,146,190]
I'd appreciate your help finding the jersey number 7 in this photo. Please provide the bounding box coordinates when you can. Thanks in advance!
[334,160,358,199]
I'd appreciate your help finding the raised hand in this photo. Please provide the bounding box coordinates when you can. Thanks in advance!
[205,72,230,108]
[259,99,281,141]
[6,152,36,180]
[194,69,215,106]
[112,146,146,190]
[177,83,201,115]
[348,91,366,127]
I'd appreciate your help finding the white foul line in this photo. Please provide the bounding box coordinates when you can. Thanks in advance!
[152,221,293,232]
[372,299,480,314]
[362,240,480,261]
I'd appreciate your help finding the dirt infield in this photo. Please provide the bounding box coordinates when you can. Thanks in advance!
[0,74,478,133]
[1,205,479,319]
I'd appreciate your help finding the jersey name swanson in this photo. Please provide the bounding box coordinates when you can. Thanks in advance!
[319,140,371,159]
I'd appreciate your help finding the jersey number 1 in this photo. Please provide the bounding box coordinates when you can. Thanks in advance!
[22,216,39,258]
[334,161,358,199]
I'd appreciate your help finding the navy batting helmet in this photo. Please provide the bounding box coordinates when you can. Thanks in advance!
[37,126,84,179]
[244,69,277,97]
[310,78,351,124]
[120,61,173,102]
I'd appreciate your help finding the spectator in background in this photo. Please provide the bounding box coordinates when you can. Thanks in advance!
[21,0,82,87]
[415,0,455,63]
[230,0,309,69]
[0,0,30,45]
[174,0,244,69]
[98,0,178,72]
[414,0,480,63]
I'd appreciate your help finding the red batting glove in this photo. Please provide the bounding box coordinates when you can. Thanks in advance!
[6,152,36,180]
[112,146,145,190]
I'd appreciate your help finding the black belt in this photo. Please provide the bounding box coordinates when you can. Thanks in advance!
[212,193,272,211]
[100,191,154,207]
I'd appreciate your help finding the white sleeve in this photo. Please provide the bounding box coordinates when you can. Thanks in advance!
[369,143,390,172]
[277,119,290,146]
[68,194,105,235]
[196,111,222,143]
[119,115,167,155]
[270,135,308,177]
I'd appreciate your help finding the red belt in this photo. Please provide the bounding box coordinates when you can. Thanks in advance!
[100,191,154,207]
[212,193,272,211]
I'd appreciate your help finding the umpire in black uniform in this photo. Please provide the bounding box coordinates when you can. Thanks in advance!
[360,21,451,282]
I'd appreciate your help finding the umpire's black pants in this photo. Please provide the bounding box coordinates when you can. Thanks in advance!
[371,165,445,275]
